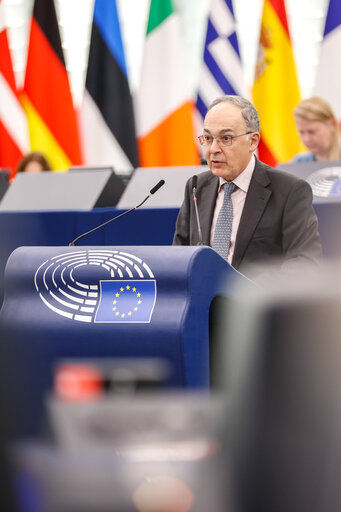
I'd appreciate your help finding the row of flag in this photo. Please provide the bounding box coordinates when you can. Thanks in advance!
[0,0,339,178]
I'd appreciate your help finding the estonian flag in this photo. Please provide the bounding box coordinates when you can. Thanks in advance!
[81,0,138,173]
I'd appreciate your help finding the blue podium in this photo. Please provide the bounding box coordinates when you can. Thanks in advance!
[0,245,245,437]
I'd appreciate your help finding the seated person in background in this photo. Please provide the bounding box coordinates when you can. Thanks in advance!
[16,151,51,174]
[173,95,322,281]
[292,96,341,163]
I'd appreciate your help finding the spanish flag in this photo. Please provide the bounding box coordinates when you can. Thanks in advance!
[22,0,82,170]
[0,0,29,177]
[252,0,304,166]
[135,0,200,167]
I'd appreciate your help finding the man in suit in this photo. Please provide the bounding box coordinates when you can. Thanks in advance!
[173,95,322,280]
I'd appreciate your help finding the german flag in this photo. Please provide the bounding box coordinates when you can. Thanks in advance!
[22,0,82,170]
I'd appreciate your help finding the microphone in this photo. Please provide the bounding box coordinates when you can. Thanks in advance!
[149,180,165,195]
[69,179,165,246]
[192,175,204,246]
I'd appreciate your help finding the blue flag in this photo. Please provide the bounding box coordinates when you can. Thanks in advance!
[95,280,156,323]
[315,0,341,121]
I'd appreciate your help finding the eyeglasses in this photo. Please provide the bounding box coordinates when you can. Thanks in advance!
[198,132,253,147]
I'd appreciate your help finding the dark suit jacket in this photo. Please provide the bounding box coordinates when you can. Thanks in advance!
[173,159,322,279]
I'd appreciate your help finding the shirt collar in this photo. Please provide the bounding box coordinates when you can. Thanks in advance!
[218,154,256,193]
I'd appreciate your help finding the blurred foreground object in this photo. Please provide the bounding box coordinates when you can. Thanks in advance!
[13,392,224,512]
[217,261,341,512]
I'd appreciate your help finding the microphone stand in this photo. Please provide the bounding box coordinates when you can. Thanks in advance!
[192,176,204,246]
[69,180,165,246]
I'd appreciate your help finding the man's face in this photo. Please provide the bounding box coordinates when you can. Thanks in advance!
[203,102,259,181]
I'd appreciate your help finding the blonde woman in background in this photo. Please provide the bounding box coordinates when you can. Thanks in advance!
[292,97,341,163]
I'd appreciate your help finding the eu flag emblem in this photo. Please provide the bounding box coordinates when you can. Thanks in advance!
[95,280,157,323]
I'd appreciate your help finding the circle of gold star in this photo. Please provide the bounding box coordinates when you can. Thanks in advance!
[112,284,142,317]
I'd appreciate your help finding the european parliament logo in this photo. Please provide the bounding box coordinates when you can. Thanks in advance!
[34,249,157,323]
[307,167,341,197]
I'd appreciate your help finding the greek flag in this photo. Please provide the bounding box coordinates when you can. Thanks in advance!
[95,280,156,323]
[315,0,341,121]
[196,0,246,124]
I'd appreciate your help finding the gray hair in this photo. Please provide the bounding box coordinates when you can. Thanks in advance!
[207,95,260,132]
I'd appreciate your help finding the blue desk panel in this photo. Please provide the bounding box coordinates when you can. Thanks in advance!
[0,208,179,306]
[312,201,341,259]
[0,245,243,437]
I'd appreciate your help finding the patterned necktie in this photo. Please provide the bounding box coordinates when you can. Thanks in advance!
[212,182,237,260]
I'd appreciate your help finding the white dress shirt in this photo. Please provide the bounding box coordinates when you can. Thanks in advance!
[210,154,256,264]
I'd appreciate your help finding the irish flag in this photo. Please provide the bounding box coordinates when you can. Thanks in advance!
[252,0,304,166]
[135,0,200,167]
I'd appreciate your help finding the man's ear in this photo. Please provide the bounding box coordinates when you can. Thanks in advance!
[249,132,260,152]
